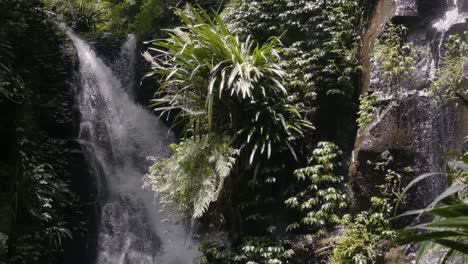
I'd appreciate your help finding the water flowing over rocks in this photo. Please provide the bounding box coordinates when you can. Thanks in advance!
[66,28,200,264]
[350,0,468,215]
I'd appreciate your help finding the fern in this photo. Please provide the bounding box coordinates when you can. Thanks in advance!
[144,134,238,219]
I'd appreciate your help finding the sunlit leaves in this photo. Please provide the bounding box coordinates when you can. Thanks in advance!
[145,5,311,168]
[374,23,416,90]
[197,236,295,264]
[357,92,381,129]
[332,170,404,263]
[432,32,468,101]
[285,142,346,235]
[144,134,238,219]
[397,153,468,263]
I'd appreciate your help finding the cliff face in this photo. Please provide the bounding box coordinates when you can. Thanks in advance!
[349,0,468,213]
[0,1,93,263]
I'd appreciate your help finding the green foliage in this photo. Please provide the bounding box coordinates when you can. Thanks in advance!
[331,171,402,264]
[357,92,381,129]
[196,236,295,264]
[0,42,24,102]
[223,0,363,99]
[66,0,102,32]
[145,5,311,167]
[374,23,416,88]
[397,153,468,263]
[432,32,468,101]
[7,147,76,264]
[0,1,85,262]
[144,134,238,219]
[45,0,167,36]
[285,142,347,236]
[133,0,162,37]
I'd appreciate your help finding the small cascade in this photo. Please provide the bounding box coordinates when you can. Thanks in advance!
[114,34,137,95]
[65,27,200,264]
[433,0,468,65]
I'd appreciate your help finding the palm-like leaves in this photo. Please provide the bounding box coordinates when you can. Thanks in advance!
[148,6,285,129]
[397,153,468,263]
[145,5,311,166]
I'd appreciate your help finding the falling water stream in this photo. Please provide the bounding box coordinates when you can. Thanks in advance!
[433,0,468,65]
[65,29,199,264]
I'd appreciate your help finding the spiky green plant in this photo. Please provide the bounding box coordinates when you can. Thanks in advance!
[144,134,238,219]
[397,153,468,263]
[144,5,312,166]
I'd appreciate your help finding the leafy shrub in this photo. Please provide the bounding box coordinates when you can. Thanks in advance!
[397,153,468,263]
[223,0,362,98]
[196,236,295,264]
[0,42,24,102]
[64,0,102,32]
[432,32,468,101]
[132,0,162,37]
[284,142,347,236]
[8,150,74,263]
[331,171,403,264]
[144,134,238,219]
[357,92,381,129]
[374,23,416,89]
[144,5,311,167]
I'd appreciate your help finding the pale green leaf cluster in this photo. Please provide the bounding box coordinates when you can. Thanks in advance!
[144,134,238,219]
[285,142,347,236]
[331,171,403,264]
[196,236,294,264]
[148,6,287,130]
[146,5,311,172]
[432,32,468,101]
[374,23,416,89]
[222,0,362,98]
[357,92,381,129]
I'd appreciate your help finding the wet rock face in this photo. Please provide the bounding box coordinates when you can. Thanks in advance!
[350,0,468,212]
[349,93,461,212]
[395,0,418,17]
[417,0,447,21]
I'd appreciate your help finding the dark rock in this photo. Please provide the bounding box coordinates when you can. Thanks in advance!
[463,0,468,12]
[349,92,465,213]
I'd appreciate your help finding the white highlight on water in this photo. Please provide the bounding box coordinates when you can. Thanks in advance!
[432,0,468,68]
[433,0,466,32]
[65,28,200,264]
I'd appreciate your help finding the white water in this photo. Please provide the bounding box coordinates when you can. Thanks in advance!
[433,0,468,65]
[66,29,200,264]
[114,34,137,94]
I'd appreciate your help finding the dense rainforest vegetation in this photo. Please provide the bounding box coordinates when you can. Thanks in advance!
[0,0,467,264]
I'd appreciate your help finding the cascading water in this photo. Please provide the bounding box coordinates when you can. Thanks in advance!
[433,0,468,65]
[65,28,199,264]
[114,34,137,94]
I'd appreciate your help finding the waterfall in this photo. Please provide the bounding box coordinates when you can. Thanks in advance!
[114,34,137,95]
[65,28,200,264]
[433,0,468,65]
